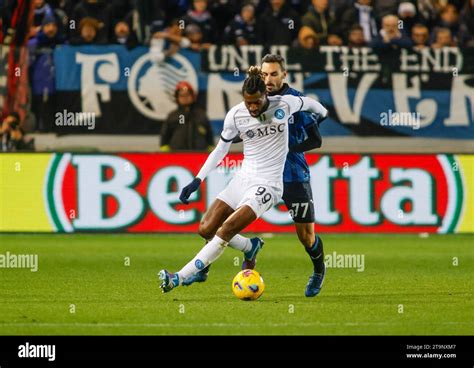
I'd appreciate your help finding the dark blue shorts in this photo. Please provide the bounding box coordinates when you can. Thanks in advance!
[282,181,315,223]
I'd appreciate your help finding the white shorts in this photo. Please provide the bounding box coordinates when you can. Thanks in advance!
[216,174,283,218]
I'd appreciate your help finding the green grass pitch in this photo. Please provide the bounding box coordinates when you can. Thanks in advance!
[0,233,472,335]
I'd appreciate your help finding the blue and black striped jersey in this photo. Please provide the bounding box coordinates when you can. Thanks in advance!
[277,84,319,183]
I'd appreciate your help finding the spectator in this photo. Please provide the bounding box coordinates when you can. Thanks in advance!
[295,25,319,49]
[330,0,354,20]
[434,4,460,42]
[31,0,55,38]
[417,0,442,29]
[431,27,456,48]
[52,0,78,20]
[302,0,335,44]
[28,15,65,132]
[161,0,188,22]
[348,24,367,47]
[160,81,214,152]
[327,32,343,46]
[258,0,301,46]
[411,23,430,50]
[109,0,135,21]
[370,15,413,50]
[0,113,33,152]
[398,2,418,36]
[286,0,312,15]
[150,19,192,62]
[339,0,378,43]
[111,20,138,49]
[373,0,398,18]
[208,0,239,36]
[460,0,474,47]
[223,3,258,46]
[71,17,101,44]
[181,0,218,44]
[43,0,70,37]
[71,0,114,44]
[132,0,167,43]
[184,23,212,51]
[32,0,54,28]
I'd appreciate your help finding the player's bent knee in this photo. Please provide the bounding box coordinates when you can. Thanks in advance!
[198,222,215,240]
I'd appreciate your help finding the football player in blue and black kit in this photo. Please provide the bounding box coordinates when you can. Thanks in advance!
[261,54,326,297]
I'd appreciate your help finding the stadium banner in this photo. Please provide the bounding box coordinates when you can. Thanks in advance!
[1,153,473,233]
[52,45,474,138]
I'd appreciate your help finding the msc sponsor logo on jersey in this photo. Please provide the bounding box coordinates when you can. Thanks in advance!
[245,124,285,139]
[274,109,285,119]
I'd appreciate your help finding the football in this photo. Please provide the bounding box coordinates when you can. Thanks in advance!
[232,269,265,301]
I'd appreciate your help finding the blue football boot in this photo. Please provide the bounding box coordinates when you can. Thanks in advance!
[242,237,264,270]
[158,269,180,293]
[305,263,326,297]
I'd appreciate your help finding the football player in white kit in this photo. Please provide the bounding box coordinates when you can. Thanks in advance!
[159,67,327,293]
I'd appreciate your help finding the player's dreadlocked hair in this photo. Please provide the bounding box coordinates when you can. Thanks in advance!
[242,66,266,95]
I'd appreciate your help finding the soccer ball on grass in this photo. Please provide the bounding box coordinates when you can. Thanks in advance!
[231,269,265,300]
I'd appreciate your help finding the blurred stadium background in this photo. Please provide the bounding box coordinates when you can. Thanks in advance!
[0,0,473,335]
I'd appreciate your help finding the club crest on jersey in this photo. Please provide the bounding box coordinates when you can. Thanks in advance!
[274,109,285,119]
[195,259,205,270]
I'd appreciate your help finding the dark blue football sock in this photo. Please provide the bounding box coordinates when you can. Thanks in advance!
[304,236,325,274]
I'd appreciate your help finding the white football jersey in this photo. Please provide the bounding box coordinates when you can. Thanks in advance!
[220,95,326,184]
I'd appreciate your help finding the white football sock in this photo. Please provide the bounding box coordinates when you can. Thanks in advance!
[228,234,252,253]
[177,235,228,282]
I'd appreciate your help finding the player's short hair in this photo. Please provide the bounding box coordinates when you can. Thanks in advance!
[242,66,266,95]
[261,54,286,71]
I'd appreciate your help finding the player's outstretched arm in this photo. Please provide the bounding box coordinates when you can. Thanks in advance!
[179,139,232,204]
[284,95,328,120]
[195,138,232,181]
[179,105,239,204]
[300,96,328,118]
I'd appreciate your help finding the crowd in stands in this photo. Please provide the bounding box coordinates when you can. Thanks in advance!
[1,0,474,150]
[15,0,474,52]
